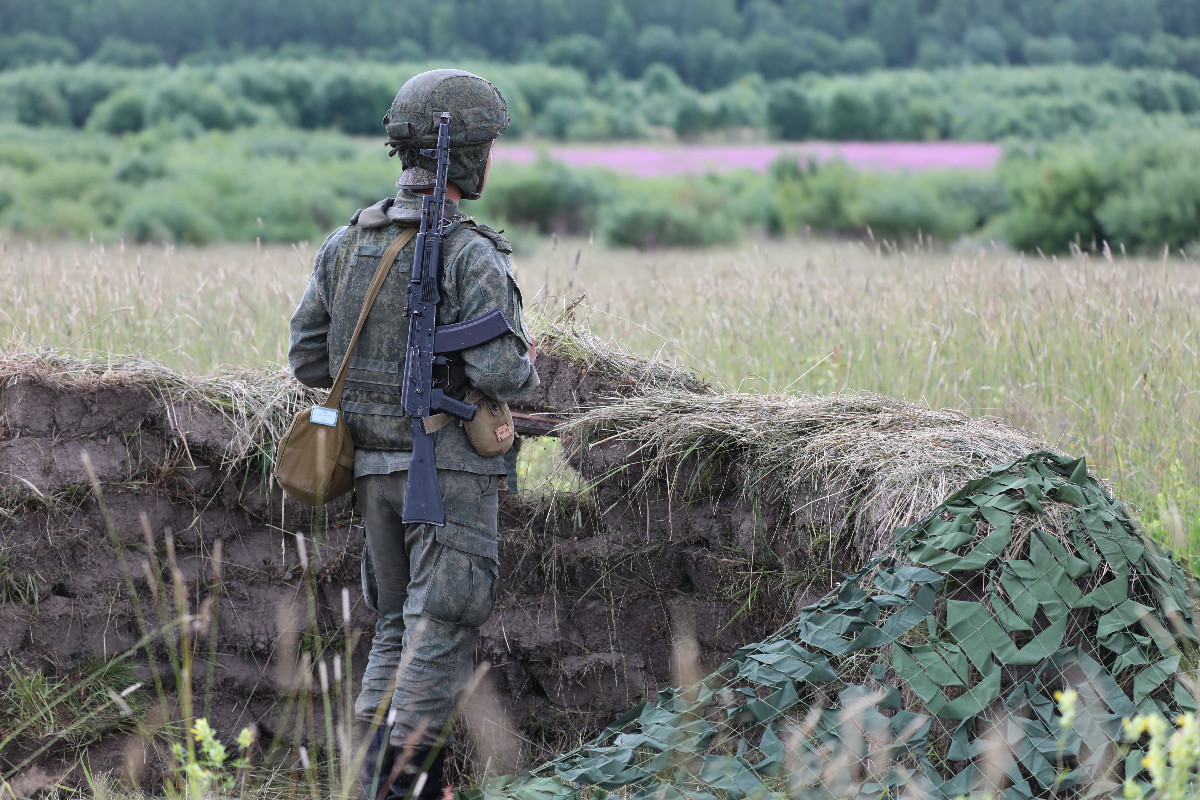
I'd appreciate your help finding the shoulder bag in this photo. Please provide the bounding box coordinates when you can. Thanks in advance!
[274,228,417,505]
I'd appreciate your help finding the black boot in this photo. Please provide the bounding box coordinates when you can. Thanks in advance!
[359,727,397,800]
[384,746,446,800]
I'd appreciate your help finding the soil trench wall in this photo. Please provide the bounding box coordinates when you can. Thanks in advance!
[0,353,834,786]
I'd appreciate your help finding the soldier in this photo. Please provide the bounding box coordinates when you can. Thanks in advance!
[287,69,539,800]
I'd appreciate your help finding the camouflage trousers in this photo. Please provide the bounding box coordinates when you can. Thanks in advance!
[353,469,500,748]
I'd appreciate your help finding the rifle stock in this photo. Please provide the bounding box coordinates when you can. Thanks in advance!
[405,419,443,523]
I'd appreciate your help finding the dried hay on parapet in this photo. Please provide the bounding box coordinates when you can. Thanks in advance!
[0,347,324,467]
[535,319,1046,570]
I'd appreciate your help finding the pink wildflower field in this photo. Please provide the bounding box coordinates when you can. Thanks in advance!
[493,141,1002,176]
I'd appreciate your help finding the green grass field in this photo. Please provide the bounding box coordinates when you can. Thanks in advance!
[2,233,1196,556]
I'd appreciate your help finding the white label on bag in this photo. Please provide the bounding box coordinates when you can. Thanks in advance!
[311,407,339,427]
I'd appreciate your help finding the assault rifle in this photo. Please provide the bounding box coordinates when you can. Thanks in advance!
[401,112,513,525]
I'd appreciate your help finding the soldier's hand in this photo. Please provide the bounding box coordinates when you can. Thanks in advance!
[528,335,538,365]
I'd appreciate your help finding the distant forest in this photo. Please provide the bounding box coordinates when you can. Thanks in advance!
[3,0,1200,84]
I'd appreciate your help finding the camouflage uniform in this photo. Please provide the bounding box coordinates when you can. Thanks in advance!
[288,187,538,750]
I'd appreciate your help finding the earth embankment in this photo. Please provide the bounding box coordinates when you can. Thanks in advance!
[0,343,830,787]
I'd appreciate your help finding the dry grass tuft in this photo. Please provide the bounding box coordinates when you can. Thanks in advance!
[534,309,712,395]
[0,346,321,469]
[558,384,1050,557]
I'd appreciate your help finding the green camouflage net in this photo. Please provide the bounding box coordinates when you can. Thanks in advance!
[481,451,1198,800]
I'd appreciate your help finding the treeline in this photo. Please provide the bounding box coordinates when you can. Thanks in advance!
[2,122,1197,255]
[3,0,1200,83]
[2,58,1199,144]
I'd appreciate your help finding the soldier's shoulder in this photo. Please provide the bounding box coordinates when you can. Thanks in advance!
[349,198,395,228]
[454,218,513,255]
[316,224,352,260]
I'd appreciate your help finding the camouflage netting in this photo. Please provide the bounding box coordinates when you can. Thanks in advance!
[484,451,1198,800]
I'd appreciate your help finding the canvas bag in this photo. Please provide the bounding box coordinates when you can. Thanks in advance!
[425,388,515,457]
[274,228,417,505]
[462,388,515,457]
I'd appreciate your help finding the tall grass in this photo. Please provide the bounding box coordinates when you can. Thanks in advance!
[527,236,1200,548]
[1,233,1196,550]
[0,239,305,370]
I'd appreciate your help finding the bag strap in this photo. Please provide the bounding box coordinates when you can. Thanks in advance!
[325,227,418,409]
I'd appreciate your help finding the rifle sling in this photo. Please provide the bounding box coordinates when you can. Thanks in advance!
[325,227,418,408]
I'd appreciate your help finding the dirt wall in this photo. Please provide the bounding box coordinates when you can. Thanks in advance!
[0,351,827,789]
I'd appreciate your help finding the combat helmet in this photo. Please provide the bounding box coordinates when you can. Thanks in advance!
[383,69,509,200]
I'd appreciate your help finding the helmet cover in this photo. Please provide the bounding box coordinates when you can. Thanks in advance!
[384,69,509,200]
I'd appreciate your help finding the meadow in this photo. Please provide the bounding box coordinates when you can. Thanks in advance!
[2,232,1196,557]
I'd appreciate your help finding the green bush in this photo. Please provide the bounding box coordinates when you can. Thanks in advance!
[0,74,70,127]
[600,188,741,249]
[963,25,1009,65]
[215,64,306,127]
[1000,147,1114,252]
[542,35,607,78]
[87,86,146,134]
[144,79,250,131]
[768,158,1003,241]
[849,179,971,241]
[1178,39,1200,77]
[823,89,877,140]
[0,177,14,216]
[0,116,1197,253]
[681,29,754,92]
[903,94,951,140]
[1097,164,1200,252]
[671,90,721,140]
[747,32,813,81]
[772,159,861,233]
[768,81,815,140]
[112,151,167,185]
[477,159,609,235]
[710,77,767,131]
[317,68,396,135]
[60,68,133,127]
[91,37,164,68]
[833,38,886,74]
[636,27,687,79]
[1023,36,1079,65]
[998,129,1200,253]
[0,157,114,238]
[502,65,589,115]
[0,33,78,69]
[914,38,957,69]
[532,96,589,140]
[0,138,49,172]
[794,28,842,73]
[0,125,396,243]
[935,172,1011,229]
[122,194,219,245]
[13,197,105,239]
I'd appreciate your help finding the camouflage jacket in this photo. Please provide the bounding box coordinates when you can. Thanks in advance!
[288,190,539,475]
